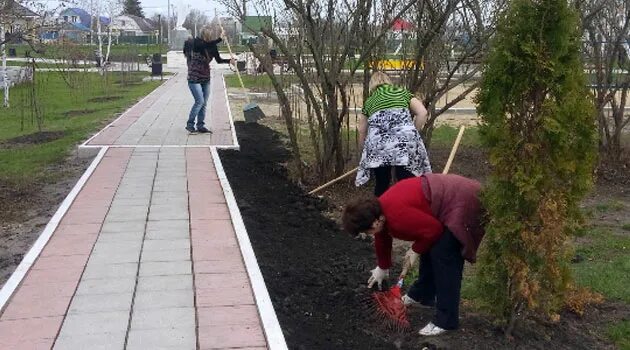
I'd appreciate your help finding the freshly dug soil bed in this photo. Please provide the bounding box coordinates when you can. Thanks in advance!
[219,122,622,350]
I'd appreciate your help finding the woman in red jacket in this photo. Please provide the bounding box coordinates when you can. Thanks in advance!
[342,174,485,336]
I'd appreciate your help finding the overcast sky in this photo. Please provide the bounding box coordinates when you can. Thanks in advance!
[140,0,223,18]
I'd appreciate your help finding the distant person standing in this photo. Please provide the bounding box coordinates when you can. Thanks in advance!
[183,25,235,134]
[356,71,432,196]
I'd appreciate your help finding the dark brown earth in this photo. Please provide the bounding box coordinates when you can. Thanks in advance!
[0,131,65,148]
[219,122,629,350]
[0,154,91,284]
[87,95,122,103]
[63,109,98,117]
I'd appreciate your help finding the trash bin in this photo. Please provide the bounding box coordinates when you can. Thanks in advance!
[151,63,163,76]
[236,61,246,72]
[152,53,161,64]
[8,48,16,57]
[94,50,102,67]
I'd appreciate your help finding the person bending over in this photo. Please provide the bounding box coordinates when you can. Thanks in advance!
[342,174,485,336]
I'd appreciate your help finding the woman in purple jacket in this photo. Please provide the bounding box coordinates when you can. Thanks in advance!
[183,26,234,134]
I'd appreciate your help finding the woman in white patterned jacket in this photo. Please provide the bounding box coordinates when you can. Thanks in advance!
[356,71,432,196]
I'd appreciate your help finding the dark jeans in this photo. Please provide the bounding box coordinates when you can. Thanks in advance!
[187,80,210,129]
[407,229,464,330]
[373,166,415,197]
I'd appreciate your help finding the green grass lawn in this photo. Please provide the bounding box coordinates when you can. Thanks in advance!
[7,43,168,63]
[572,228,630,303]
[0,71,162,188]
[430,124,481,147]
[573,227,630,349]
[5,61,95,69]
[608,321,630,350]
[224,74,275,90]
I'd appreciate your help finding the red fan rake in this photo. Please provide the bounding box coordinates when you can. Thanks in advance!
[370,278,410,331]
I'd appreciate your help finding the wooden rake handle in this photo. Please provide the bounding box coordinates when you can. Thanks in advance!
[215,12,250,105]
[308,167,358,195]
[442,125,466,175]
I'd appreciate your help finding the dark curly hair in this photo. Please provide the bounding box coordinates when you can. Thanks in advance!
[341,197,382,237]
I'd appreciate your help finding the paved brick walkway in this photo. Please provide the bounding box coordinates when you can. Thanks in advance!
[0,62,286,350]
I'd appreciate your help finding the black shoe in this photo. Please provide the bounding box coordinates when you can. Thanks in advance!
[197,126,212,133]
[185,126,197,134]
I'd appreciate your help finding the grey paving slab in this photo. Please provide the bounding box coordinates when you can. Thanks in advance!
[68,292,133,314]
[130,307,195,330]
[89,250,140,264]
[58,311,130,334]
[76,277,136,295]
[143,239,190,251]
[82,262,138,280]
[145,229,189,240]
[104,206,149,221]
[115,185,154,195]
[126,328,196,350]
[141,248,190,262]
[54,332,127,350]
[110,198,151,207]
[148,205,189,221]
[136,275,193,293]
[139,261,192,276]
[149,195,188,207]
[91,240,143,255]
[103,214,148,223]
[133,289,194,309]
[137,275,193,292]
[145,219,188,233]
[101,221,147,233]
[109,191,152,200]
[153,183,187,193]
[97,231,145,242]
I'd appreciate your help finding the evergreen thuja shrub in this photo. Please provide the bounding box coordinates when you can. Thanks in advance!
[474,0,597,332]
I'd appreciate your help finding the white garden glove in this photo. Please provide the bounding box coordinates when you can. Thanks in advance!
[367,266,389,290]
[400,248,420,278]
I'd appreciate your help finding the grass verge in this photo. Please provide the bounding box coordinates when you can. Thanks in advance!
[607,320,630,350]
[572,228,630,303]
[0,71,161,188]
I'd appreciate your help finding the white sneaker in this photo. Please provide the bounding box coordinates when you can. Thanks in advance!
[402,294,420,306]
[418,322,447,336]
[402,294,432,308]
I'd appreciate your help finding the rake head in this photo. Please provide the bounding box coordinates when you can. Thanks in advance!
[370,279,410,331]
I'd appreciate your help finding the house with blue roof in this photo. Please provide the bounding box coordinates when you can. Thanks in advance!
[50,8,111,42]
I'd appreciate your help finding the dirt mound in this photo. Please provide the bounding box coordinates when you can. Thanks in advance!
[219,122,621,350]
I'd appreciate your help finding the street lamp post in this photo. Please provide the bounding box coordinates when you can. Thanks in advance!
[167,0,170,47]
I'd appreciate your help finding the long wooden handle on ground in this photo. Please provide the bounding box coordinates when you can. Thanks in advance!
[308,167,358,195]
[442,125,466,175]
[215,13,250,105]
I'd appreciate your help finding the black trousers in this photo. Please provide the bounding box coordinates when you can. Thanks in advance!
[373,166,415,197]
[407,229,464,330]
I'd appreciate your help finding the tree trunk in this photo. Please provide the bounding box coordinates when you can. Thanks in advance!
[1,26,8,108]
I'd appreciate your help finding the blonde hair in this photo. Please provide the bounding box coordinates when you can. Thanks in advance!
[369,71,392,94]
[200,25,220,42]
